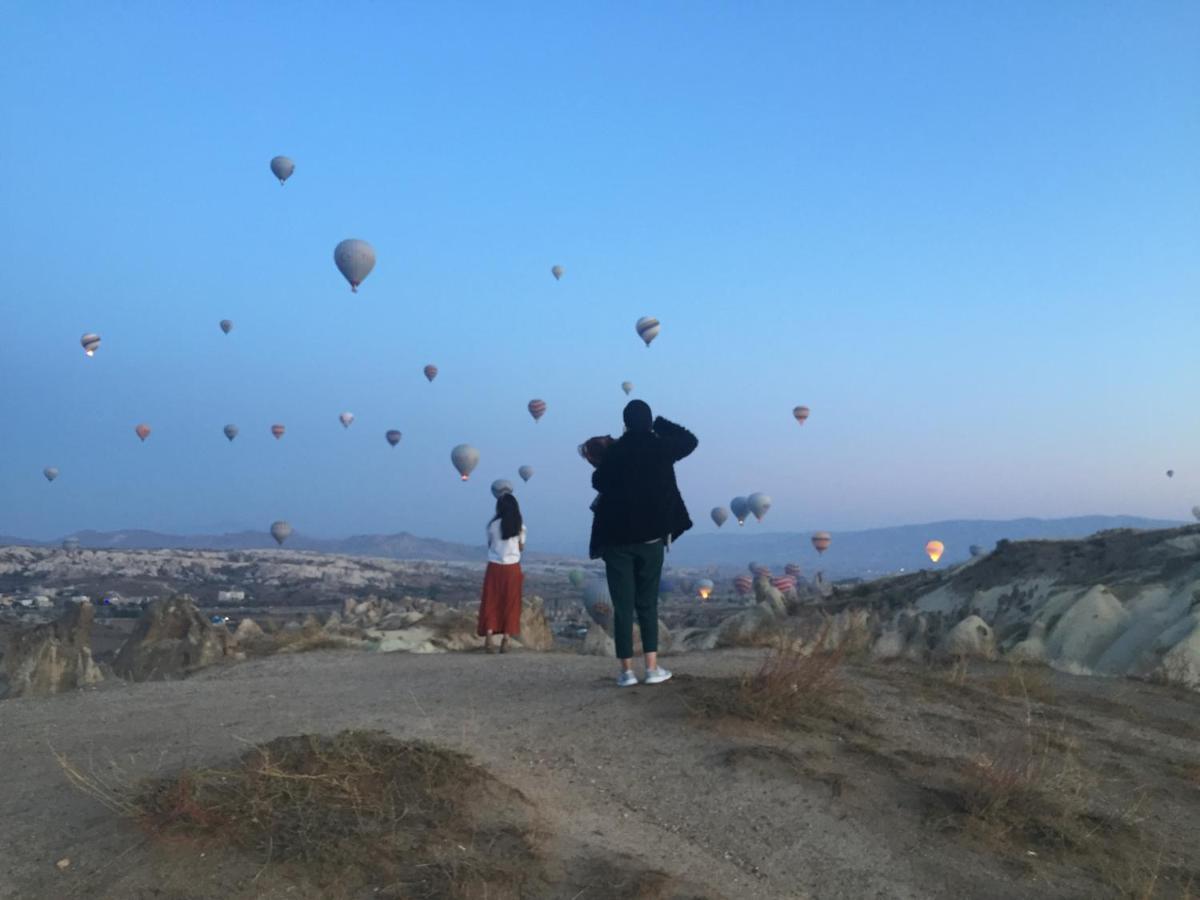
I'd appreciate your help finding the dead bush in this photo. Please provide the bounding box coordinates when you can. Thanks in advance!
[984,662,1057,706]
[72,731,541,898]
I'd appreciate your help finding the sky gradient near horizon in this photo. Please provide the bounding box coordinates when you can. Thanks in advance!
[2,2,1198,546]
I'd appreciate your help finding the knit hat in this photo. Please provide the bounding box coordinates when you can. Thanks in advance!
[623,400,653,432]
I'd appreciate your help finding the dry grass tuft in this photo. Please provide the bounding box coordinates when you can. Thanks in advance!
[684,631,870,734]
[65,730,541,898]
[983,662,1058,706]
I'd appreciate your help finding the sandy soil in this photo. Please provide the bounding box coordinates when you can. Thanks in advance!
[1,648,1198,899]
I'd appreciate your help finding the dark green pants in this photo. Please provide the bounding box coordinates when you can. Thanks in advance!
[602,541,664,659]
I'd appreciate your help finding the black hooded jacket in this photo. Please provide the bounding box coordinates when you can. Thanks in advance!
[589,417,697,553]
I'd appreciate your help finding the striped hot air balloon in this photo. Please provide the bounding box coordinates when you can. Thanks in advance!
[734,574,753,596]
[793,406,810,424]
[812,531,832,554]
[528,399,547,422]
[770,575,796,593]
[749,562,771,577]
[80,333,101,357]
[636,316,660,347]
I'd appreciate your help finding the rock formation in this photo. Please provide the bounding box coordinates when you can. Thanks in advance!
[112,596,242,681]
[2,602,103,697]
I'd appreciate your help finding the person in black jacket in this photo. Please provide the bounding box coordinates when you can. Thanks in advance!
[591,400,697,687]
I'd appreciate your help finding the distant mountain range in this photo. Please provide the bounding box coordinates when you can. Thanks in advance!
[0,515,1186,577]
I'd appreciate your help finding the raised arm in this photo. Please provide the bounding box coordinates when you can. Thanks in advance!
[652,416,698,462]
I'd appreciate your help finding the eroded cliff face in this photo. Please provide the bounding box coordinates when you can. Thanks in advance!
[831,526,1200,689]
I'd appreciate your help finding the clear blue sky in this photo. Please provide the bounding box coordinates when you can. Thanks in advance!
[2,1,1197,547]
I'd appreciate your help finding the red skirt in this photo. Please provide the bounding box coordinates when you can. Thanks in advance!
[477,562,523,636]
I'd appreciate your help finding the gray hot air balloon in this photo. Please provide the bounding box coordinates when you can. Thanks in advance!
[621,381,634,396]
[385,430,402,447]
[269,156,295,185]
[491,479,514,499]
[1166,469,1175,479]
[80,333,101,357]
[451,444,480,481]
[747,492,772,522]
[223,425,239,442]
[44,467,59,482]
[339,412,355,429]
[711,507,729,527]
[334,239,376,292]
[582,579,613,629]
[551,265,564,281]
[518,465,534,482]
[635,316,660,347]
[219,319,233,334]
[270,520,292,546]
[730,496,750,525]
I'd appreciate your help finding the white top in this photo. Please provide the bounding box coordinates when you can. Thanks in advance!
[487,519,527,565]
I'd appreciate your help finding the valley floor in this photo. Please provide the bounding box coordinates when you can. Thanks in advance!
[1,648,1197,899]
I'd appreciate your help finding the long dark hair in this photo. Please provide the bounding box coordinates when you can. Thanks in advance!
[491,493,523,540]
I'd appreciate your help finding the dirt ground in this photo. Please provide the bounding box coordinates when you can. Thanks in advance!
[1,647,1197,899]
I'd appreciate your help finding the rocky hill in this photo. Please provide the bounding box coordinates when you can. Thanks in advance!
[827,523,1200,688]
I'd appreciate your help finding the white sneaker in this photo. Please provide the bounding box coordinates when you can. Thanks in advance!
[644,666,672,685]
[617,670,639,688]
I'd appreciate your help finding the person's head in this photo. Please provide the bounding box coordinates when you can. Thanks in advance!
[623,399,653,433]
[492,492,523,540]
[578,435,615,467]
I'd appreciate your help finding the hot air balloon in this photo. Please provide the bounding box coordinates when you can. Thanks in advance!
[451,444,479,481]
[270,520,292,546]
[770,575,796,593]
[63,537,80,553]
[636,316,660,347]
[711,507,729,528]
[925,540,945,563]
[271,424,286,440]
[1193,506,1200,522]
[80,333,100,357]
[334,239,376,292]
[697,579,714,600]
[135,423,151,442]
[568,570,585,589]
[1166,469,1175,479]
[491,479,514,499]
[339,412,354,429]
[785,563,802,579]
[219,319,233,334]
[812,531,832,554]
[749,562,771,577]
[518,465,534,482]
[730,497,750,525]
[582,579,613,627]
[424,364,438,382]
[385,430,402,447]
[223,425,239,442]
[551,265,564,281]
[747,492,772,522]
[43,467,59,482]
[969,544,984,557]
[621,381,634,396]
[528,399,547,422]
[793,406,810,425]
[734,574,753,596]
[269,156,295,185]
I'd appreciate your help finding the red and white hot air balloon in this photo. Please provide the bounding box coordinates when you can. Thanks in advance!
[271,424,286,440]
[793,406,811,425]
[733,574,753,596]
[528,399,547,422]
[811,531,832,554]
[134,423,151,442]
[770,574,796,593]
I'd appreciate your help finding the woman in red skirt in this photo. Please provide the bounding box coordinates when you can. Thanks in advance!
[477,492,526,653]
